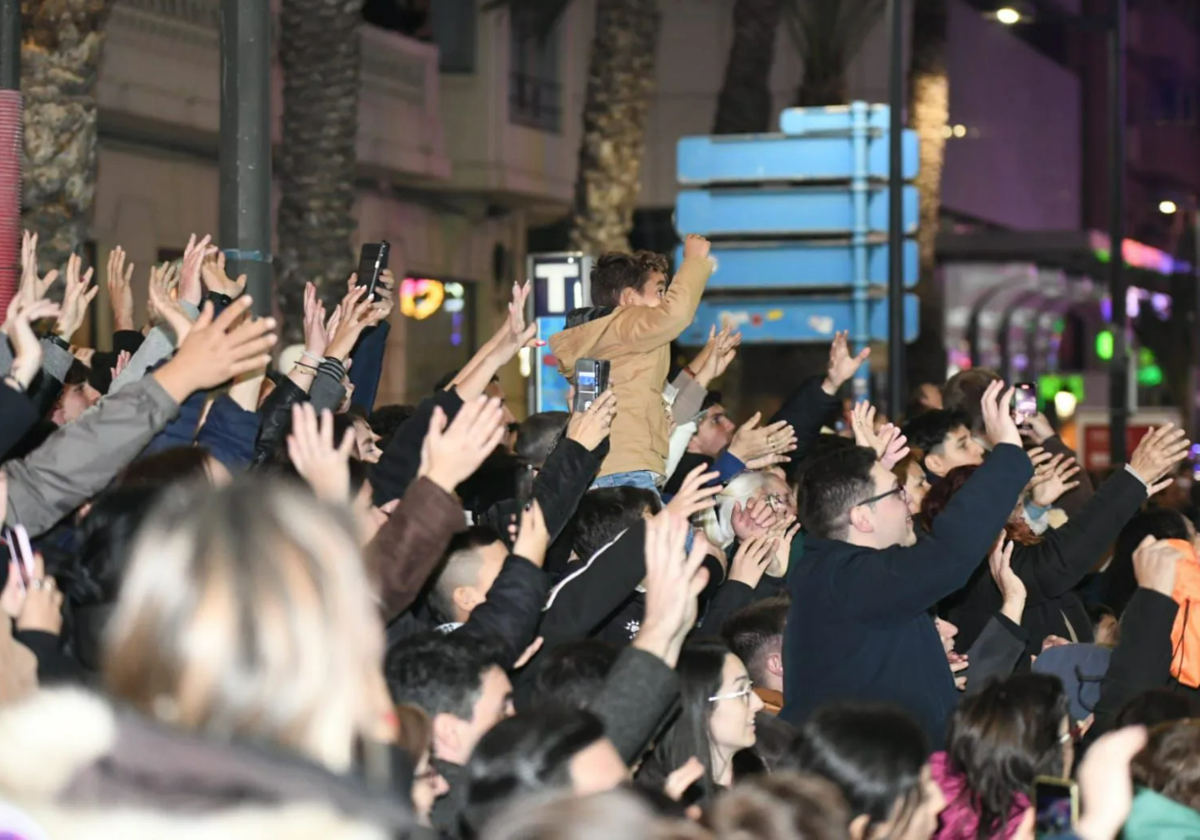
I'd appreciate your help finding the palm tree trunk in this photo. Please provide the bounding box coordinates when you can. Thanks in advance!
[908,0,949,385]
[277,0,364,343]
[795,67,848,107]
[713,0,785,134]
[568,0,660,256]
[21,0,117,272]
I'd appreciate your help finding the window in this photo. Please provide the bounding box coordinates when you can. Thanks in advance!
[509,13,562,132]
[431,0,476,73]
[362,0,432,41]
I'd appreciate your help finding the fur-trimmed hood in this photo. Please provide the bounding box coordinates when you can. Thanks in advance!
[0,688,413,840]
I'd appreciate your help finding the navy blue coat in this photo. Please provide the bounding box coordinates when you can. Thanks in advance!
[781,443,1033,748]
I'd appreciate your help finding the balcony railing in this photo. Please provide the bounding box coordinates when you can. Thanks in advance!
[509,71,561,133]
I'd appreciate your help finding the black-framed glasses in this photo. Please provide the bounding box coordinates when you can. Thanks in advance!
[855,485,908,508]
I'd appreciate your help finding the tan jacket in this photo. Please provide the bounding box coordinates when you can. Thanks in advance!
[549,255,712,478]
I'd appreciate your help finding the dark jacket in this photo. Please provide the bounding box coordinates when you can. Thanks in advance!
[455,553,549,668]
[372,389,464,506]
[0,380,39,461]
[0,688,413,840]
[770,376,842,482]
[961,613,1030,695]
[942,468,1148,658]
[781,444,1033,747]
[253,376,309,468]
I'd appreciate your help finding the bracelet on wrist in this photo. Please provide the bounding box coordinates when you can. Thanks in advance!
[292,361,318,373]
[301,349,323,363]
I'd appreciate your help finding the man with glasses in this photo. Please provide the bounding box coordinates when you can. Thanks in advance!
[780,382,1033,748]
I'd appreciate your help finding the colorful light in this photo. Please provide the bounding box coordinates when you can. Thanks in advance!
[1095,330,1114,361]
[399,278,446,321]
[1138,364,1164,387]
[996,6,1022,24]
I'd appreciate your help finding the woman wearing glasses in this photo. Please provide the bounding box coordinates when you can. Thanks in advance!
[640,639,765,806]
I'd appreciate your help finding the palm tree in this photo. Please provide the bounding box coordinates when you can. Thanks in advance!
[786,0,885,106]
[712,0,786,135]
[277,0,365,342]
[908,0,949,383]
[21,0,118,270]
[491,0,661,255]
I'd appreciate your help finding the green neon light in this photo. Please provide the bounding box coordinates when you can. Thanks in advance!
[1138,364,1164,387]
[1096,330,1114,361]
[1038,374,1085,405]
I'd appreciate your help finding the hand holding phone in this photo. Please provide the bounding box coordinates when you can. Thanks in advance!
[1035,776,1079,838]
[356,241,390,302]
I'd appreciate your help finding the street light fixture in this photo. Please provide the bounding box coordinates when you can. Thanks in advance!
[1160,200,1178,215]
[996,6,1023,25]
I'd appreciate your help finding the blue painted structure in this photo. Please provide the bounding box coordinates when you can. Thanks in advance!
[673,101,920,398]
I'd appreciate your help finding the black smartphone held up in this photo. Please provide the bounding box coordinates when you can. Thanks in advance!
[1013,382,1038,427]
[515,464,536,512]
[356,241,390,301]
[1034,777,1079,838]
[573,358,610,413]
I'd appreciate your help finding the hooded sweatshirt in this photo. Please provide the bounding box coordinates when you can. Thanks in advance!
[1121,788,1200,840]
[548,254,712,479]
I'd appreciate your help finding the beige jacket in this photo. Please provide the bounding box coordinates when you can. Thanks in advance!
[549,255,712,478]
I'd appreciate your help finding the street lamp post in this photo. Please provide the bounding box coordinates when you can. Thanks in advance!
[1107,0,1128,464]
[887,0,906,417]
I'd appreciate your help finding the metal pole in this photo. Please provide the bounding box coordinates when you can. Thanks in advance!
[219,0,273,317]
[0,0,21,317]
[887,0,906,416]
[1108,0,1128,464]
[0,0,18,89]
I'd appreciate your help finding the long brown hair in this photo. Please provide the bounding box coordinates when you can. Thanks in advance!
[920,465,1040,545]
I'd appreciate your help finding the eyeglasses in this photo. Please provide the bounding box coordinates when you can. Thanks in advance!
[855,485,908,508]
[709,684,755,706]
[763,493,791,512]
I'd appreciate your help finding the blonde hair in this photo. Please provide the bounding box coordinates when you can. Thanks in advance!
[103,478,386,772]
[702,471,776,550]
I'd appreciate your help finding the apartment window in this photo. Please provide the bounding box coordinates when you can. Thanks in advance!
[1145,59,1198,125]
[363,0,432,41]
[509,13,561,133]
[431,0,476,72]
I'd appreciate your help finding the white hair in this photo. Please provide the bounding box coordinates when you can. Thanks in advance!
[701,470,776,550]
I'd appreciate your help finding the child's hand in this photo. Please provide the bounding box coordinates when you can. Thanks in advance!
[683,234,710,260]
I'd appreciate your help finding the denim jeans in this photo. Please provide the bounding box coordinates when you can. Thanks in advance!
[590,470,662,493]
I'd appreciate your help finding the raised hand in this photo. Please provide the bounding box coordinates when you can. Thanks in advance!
[566,388,617,451]
[152,296,277,402]
[728,412,797,466]
[418,395,507,494]
[499,280,540,354]
[302,282,332,358]
[682,233,710,260]
[106,246,136,331]
[200,249,247,299]
[5,299,60,391]
[15,552,63,635]
[1132,535,1182,596]
[637,509,711,667]
[665,463,722,520]
[1128,425,1190,488]
[287,403,356,502]
[981,379,1022,449]
[728,533,779,588]
[326,284,389,361]
[823,330,871,394]
[18,231,57,308]
[148,260,193,345]
[110,349,132,382]
[988,537,1026,624]
[179,233,216,307]
[691,323,741,387]
[1022,412,1056,446]
[731,496,780,542]
[1029,454,1082,507]
[55,253,98,341]
[513,500,550,569]
[1075,726,1149,840]
[878,426,911,471]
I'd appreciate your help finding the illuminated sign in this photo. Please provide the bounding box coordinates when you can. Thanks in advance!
[400,278,445,320]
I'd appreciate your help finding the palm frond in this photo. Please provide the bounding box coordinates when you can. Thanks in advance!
[784,0,887,74]
[482,0,575,42]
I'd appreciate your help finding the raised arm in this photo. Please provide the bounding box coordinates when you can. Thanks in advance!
[609,235,714,352]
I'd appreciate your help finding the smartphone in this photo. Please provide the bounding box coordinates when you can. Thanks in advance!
[1013,382,1038,427]
[356,241,390,301]
[3,525,34,593]
[1034,777,1079,838]
[573,358,610,413]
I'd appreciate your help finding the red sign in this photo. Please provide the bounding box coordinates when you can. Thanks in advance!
[1082,425,1153,472]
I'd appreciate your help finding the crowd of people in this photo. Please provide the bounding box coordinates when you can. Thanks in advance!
[0,228,1197,840]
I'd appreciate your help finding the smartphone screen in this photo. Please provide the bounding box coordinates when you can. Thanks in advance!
[12,525,34,582]
[2,528,26,594]
[1013,383,1038,427]
[1035,778,1078,838]
[577,370,596,390]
